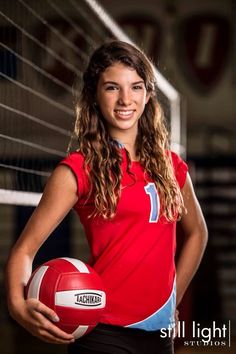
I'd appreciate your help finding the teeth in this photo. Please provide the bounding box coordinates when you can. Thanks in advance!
[115,110,133,116]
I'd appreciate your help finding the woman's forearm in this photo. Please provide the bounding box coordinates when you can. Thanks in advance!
[5,246,33,315]
[176,227,208,306]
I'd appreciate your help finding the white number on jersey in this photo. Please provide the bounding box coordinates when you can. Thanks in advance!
[144,183,160,223]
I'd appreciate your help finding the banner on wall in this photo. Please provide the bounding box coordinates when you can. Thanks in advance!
[176,14,231,94]
[117,12,231,94]
[118,16,162,65]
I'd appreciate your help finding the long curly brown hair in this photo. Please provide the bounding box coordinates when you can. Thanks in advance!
[72,40,184,221]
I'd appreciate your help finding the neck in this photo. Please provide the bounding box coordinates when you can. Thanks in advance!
[109,126,139,160]
[111,137,137,161]
[124,143,137,161]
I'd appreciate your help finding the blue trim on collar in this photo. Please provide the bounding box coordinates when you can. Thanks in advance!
[111,139,125,149]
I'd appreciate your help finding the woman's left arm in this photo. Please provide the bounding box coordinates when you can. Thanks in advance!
[176,172,208,307]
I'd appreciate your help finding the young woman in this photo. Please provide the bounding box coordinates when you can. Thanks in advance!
[5,40,208,354]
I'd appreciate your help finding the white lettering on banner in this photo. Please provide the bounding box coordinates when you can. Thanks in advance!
[195,25,217,67]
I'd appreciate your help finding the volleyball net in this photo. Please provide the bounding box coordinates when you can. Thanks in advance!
[0,0,183,206]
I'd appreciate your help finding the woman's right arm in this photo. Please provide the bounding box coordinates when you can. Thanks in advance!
[5,164,78,344]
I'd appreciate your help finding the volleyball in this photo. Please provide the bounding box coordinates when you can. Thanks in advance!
[25,257,106,338]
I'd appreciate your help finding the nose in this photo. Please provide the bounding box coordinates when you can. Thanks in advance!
[118,88,132,106]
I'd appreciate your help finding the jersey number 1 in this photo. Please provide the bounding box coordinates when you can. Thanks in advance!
[144,183,160,223]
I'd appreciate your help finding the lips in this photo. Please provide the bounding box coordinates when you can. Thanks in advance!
[114,110,135,119]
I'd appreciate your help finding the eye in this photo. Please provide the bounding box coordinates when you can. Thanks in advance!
[132,85,143,90]
[105,85,119,91]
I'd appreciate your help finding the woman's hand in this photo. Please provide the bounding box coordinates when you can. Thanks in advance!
[10,298,75,344]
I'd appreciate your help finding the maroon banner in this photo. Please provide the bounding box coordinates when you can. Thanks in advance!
[176,14,231,93]
[118,16,162,65]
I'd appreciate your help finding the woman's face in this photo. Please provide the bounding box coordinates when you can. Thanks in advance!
[96,62,150,140]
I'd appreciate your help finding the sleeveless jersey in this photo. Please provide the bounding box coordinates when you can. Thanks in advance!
[60,148,188,331]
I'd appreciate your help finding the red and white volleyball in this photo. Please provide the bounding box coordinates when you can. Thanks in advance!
[25,257,106,338]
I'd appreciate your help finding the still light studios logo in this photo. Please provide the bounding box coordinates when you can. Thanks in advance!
[160,321,231,347]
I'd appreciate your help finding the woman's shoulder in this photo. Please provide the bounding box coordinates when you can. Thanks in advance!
[58,150,87,178]
[60,150,85,166]
[167,150,188,189]
[169,150,185,165]
[58,150,89,198]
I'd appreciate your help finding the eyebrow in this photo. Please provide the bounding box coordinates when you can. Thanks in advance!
[102,80,145,86]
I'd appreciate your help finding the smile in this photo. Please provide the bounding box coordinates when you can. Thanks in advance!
[114,110,135,118]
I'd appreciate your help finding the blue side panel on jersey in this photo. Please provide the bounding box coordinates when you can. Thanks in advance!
[127,281,176,331]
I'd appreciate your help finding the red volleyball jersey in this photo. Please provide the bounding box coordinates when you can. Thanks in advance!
[60,148,188,331]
